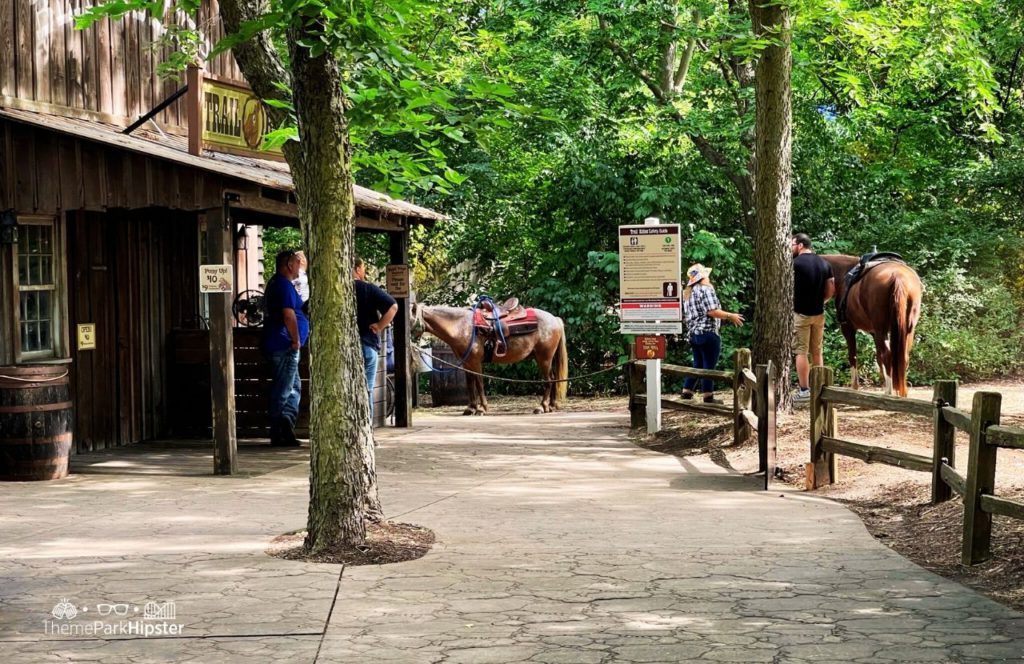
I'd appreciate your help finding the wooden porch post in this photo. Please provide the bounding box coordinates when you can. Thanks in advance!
[389,228,412,427]
[207,203,237,474]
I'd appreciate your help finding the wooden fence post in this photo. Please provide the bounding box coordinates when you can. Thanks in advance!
[626,350,646,430]
[807,366,834,490]
[757,362,777,489]
[734,348,752,446]
[931,380,958,504]
[962,391,1001,565]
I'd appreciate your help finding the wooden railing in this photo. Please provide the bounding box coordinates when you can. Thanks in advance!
[808,366,1024,565]
[628,348,778,489]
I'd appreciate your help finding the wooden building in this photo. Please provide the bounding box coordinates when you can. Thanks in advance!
[0,0,440,473]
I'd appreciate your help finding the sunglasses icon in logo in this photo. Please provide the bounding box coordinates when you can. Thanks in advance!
[97,603,130,617]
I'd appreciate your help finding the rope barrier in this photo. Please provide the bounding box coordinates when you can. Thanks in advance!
[416,347,632,384]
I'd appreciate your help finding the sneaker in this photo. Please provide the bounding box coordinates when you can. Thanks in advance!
[703,394,724,405]
[681,390,695,400]
[793,387,811,403]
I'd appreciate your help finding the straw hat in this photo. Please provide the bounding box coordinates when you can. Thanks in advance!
[685,263,712,287]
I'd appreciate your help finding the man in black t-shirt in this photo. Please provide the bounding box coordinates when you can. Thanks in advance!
[792,233,835,402]
[354,258,398,421]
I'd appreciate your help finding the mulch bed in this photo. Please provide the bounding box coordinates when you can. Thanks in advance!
[268,521,435,566]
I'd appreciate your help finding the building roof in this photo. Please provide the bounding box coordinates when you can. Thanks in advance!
[0,106,446,223]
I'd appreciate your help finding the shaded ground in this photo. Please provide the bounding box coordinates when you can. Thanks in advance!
[623,380,1024,612]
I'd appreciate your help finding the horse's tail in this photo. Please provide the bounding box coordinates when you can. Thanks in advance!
[889,275,918,398]
[553,321,569,408]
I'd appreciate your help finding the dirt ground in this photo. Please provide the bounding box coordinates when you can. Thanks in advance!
[450,384,1024,612]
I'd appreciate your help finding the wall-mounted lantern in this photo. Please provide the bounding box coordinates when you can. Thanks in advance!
[0,209,18,245]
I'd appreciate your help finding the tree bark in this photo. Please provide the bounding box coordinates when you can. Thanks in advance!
[220,0,382,553]
[749,0,794,403]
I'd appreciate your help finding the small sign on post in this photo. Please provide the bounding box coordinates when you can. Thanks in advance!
[199,264,234,293]
[386,264,410,298]
[635,335,666,360]
[77,324,96,351]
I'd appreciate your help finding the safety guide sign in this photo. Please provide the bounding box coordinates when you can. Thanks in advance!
[618,224,682,322]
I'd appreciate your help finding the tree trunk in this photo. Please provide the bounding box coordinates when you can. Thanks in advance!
[220,0,383,553]
[749,0,794,403]
[287,34,384,554]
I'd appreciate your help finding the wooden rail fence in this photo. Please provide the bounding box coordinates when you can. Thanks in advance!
[628,348,778,489]
[808,366,1024,565]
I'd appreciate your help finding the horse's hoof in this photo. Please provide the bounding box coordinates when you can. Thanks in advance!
[462,409,474,416]
[533,407,543,414]
[473,410,485,416]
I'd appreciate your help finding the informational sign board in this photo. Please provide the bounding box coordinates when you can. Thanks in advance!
[196,75,284,160]
[77,324,96,351]
[386,264,411,298]
[199,264,234,293]
[619,322,683,335]
[618,224,682,321]
[635,335,666,360]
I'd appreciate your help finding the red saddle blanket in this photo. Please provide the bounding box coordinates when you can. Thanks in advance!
[473,307,538,336]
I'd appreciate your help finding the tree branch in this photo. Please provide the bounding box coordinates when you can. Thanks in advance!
[658,2,680,94]
[672,9,700,93]
[217,0,293,129]
[599,18,666,102]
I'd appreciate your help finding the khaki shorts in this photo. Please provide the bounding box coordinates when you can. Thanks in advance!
[793,313,825,357]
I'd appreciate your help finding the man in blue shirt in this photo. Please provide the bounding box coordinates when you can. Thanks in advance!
[354,258,397,421]
[263,250,310,446]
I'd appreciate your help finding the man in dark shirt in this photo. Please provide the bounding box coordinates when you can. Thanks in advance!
[262,250,310,445]
[792,233,835,402]
[354,258,398,421]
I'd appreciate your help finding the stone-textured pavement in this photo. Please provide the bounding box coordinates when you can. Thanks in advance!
[2,411,1023,663]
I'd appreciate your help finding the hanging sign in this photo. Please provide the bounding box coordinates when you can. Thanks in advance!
[199,264,234,293]
[77,324,97,351]
[386,264,411,298]
[188,68,284,161]
[635,335,666,360]
[618,224,682,321]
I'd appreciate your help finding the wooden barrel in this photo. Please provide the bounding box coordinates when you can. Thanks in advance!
[429,343,468,406]
[0,365,73,481]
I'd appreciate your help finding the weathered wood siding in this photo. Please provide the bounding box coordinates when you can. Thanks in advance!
[0,0,243,128]
[67,210,200,452]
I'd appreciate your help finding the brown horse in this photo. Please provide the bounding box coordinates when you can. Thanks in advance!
[413,304,569,415]
[820,255,923,397]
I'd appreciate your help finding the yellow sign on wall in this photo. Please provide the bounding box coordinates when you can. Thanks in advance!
[201,78,284,160]
[77,324,96,351]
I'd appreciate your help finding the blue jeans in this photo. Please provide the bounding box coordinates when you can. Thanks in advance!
[363,344,378,421]
[267,349,301,426]
[683,332,722,394]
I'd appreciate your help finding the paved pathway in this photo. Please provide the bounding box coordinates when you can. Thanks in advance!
[1,411,1023,663]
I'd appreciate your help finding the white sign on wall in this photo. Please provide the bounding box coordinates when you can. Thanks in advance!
[199,264,233,293]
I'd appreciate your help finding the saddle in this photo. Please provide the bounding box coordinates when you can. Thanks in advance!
[472,296,538,361]
[837,251,906,323]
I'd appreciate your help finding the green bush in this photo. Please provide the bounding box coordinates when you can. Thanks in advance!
[910,268,1024,383]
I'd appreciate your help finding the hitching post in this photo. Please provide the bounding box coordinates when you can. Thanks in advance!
[644,216,662,434]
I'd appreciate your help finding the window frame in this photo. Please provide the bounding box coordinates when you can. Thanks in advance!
[12,215,69,363]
